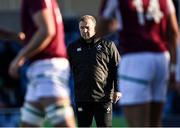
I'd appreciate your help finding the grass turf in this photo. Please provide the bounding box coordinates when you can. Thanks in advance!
[43,115,128,127]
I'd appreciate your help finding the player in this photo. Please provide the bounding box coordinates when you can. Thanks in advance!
[98,0,179,126]
[1,0,76,127]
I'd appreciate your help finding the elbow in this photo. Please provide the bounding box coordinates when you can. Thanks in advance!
[173,28,179,39]
[174,30,179,45]
[41,26,56,39]
[46,27,56,39]
[169,28,179,45]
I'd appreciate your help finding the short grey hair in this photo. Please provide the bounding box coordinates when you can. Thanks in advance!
[79,15,96,26]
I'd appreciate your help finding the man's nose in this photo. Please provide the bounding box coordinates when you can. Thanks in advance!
[83,28,88,32]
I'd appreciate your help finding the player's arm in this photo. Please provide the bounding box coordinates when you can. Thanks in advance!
[166,0,179,90]
[166,0,179,64]
[96,0,119,37]
[96,18,118,37]
[0,28,25,43]
[16,7,56,61]
[167,12,179,64]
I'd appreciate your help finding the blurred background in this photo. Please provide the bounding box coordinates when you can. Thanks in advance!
[0,0,101,32]
[0,0,180,127]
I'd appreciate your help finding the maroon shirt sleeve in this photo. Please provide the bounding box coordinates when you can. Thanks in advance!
[27,0,48,15]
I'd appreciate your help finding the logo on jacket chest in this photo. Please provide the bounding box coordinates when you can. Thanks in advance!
[97,44,102,51]
[76,47,82,52]
[76,44,102,52]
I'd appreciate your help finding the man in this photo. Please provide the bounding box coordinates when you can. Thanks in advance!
[0,0,76,127]
[67,15,121,127]
[98,0,179,127]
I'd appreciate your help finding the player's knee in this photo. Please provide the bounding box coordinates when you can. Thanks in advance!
[21,103,44,126]
[45,103,74,126]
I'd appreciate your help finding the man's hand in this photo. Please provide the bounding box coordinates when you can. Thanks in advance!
[113,92,122,104]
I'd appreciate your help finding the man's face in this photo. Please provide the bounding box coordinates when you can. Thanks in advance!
[79,19,96,40]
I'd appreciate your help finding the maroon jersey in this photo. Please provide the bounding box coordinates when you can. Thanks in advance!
[100,0,175,54]
[21,0,67,62]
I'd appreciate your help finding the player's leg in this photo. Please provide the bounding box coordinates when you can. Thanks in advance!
[20,101,44,127]
[118,53,155,127]
[20,82,45,127]
[31,58,76,127]
[150,102,164,126]
[122,103,150,126]
[150,52,169,126]
[41,97,76,127]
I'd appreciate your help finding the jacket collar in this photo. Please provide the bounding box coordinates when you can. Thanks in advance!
[80,35,101,46]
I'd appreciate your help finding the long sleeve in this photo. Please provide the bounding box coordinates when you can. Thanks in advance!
[109,41,120,92]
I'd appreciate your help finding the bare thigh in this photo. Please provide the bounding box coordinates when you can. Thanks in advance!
[150,102,164,127]
[20,101,44,127]
[122,103,150,127]
[40,96,76,127]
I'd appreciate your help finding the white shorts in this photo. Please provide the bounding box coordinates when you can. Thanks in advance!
[118,52,170,105]
[25,58,70,102]
[176,42,180,81]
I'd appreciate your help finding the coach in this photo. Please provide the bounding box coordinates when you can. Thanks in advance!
[67,15,121,127]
